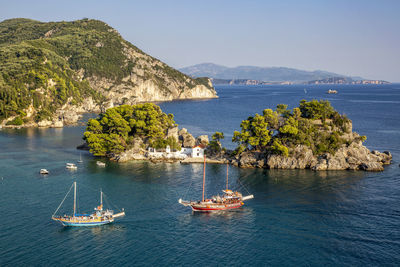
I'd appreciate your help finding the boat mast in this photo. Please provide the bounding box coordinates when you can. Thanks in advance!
[202,155,206,202]
[226,163,229,190]
[100,189,103,210]
[73,181,76,217]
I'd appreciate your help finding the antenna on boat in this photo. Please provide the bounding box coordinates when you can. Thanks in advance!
[202,155,206,202]
[226,163,229,190]
[73,181,77,217]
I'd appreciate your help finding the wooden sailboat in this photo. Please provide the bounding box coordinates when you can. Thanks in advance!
[178,156,254,212]
[52,182,125,227]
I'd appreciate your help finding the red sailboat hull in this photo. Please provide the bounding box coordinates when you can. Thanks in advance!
[190,202,244,212]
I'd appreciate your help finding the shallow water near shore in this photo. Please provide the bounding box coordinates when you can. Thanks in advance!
[1,84,400,266]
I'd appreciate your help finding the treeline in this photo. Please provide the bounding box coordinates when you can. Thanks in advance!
[232,99,364,156]
[84,103,179,156]
[0,43,100,123]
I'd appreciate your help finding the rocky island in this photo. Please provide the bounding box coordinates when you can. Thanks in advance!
[0,18,217,128]
[81,100,391,172]
[229,99,392,171]
[81,103,212,163]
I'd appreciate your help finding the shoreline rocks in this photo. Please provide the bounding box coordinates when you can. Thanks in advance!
[234,142,392,172]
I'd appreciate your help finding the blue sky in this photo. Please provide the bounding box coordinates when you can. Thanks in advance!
[1,0,399,81]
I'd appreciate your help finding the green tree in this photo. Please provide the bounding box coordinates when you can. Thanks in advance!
[83,103,177,157]
[209,131,225,152]
[232,114,271,151]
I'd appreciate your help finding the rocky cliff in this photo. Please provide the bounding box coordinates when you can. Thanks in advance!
[233,125,392,172]
[0,18,217,128]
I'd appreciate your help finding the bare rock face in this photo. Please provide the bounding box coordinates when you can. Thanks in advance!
[38,120,53,127]
[235,141,392,172]
[179,128,196,148]
[86,44,217,106]
[167,126,179,142]
[117,137,145,162]
[359,162,384,172]
[117,149,146,162]
[266,145,316,169]
[238,152,265,168]
[196,135,209,146]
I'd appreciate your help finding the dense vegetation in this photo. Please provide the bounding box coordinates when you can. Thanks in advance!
[0,18,212,124]
[84,103,179,156]
[232,99,362,156]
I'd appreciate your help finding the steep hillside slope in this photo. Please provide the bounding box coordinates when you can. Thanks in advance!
[0,18,216,127]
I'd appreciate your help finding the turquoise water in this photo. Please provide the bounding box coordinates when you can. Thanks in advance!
[1,84,400,266]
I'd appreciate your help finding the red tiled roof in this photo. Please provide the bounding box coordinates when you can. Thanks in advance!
[193,144,206,149]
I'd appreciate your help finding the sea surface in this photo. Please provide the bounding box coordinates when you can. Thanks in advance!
[0,84,399,266]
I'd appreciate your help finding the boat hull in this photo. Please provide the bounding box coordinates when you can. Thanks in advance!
[190,202,244,212]
[60,220,113,227]
[52,216,114,227]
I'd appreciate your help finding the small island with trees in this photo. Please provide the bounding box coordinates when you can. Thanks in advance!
[81,100,392,172]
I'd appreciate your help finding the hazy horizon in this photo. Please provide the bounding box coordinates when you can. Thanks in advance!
[1,0,399,82]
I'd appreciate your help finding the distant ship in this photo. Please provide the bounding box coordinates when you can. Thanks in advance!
[327,89,338,94]
[178,157,253,212]
[52,182,125,226]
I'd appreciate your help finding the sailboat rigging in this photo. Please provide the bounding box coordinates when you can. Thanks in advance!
[52,182,125,226]
[178,156,254,212]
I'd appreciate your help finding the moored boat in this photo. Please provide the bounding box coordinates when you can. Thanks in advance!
[96,161,106,167]
[77,153,83,163]
[40,169,49,175]
[52,182,125,227]
[66,163,77,170]
[178,157,253,212]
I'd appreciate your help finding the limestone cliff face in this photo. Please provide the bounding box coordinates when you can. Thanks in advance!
[86,43,217,106]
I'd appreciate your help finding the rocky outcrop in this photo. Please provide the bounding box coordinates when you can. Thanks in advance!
[113,137,146,162]
[179,128,196,148]
[85,43,217,106]
[235,142,392,172]
[167,126,179,142]
[196,135,209,146]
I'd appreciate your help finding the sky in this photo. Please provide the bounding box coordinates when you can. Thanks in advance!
[0,0,399,81]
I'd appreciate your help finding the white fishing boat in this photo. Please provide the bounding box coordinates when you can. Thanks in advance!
[40,169,49,174]
[66,163,77,170]
[96,161,106,167]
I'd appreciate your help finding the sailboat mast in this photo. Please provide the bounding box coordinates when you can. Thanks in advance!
[100,189,103,209]
[73,182,76,217]
[202,155,206,202]
[226,163,229,190]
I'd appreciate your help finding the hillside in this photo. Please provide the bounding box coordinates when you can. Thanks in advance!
[180,63,356,83]
[0,18,217,127]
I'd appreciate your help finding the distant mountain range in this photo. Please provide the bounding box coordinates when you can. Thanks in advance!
[179,63,366,84]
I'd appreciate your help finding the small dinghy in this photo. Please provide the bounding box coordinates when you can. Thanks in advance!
[96,161,106,167]
[66,163,77,170]
[40,169,49,175]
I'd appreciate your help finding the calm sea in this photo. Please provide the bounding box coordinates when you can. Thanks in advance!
[0,84,399,266]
